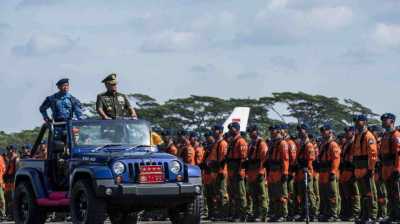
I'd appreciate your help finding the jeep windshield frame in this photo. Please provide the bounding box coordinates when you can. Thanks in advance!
[70,119,151,149]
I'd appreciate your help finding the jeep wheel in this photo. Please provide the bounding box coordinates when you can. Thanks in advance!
[109,210,138,224]
[169,195,202,224]
[71,180,106,224]
[14,181,46,224]
[182,194,202,224]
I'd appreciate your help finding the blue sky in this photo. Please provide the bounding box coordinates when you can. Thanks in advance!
[1,0,400,132]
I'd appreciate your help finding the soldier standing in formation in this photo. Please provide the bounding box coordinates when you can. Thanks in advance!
[339,126,361,221]
[266,125,289,222]
[351,115,378,223]
[380,113,400,223]
[318,124,341,222]
[226,122,248,222]
[294,123,318,221]
[245,125,268,222]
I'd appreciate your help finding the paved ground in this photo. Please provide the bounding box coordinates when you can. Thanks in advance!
[1,221,354,224]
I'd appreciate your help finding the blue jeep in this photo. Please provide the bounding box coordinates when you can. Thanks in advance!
[13,119,203,224]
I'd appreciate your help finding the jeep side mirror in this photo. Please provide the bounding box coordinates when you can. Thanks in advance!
[52,140,65,153]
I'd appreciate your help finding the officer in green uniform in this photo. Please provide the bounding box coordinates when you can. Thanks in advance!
[96,74,137,120]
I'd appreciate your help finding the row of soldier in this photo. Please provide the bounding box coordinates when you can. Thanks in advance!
[157,114,400,223]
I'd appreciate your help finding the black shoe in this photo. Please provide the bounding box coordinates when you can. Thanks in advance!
[269,216,286,222]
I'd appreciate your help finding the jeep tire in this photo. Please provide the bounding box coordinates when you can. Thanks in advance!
[14,181,47,224]
[71,180,106,224]
[108,210,138,224]
[169,194,202,224]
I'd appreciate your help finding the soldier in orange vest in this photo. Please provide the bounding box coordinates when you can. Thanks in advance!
[202,125,229,221]
[266,124,289,222]
[199,131,215,220]
[0,153,6,220]
[159,130,179,156]
[294,123,318,221]
[4,145,19,219]
[380,113,400,223]
[369,125,388,221]
[189,132,205,166]
[350,115,378,223]
[244,125,268,222]
[226,122,248,222]
[176,130,195,165]
[339,126,361,221]
[280,124,297,220]
[317,124,341,222]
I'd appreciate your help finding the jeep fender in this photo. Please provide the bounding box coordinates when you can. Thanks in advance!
[187,165,202,185]
[69,166,113,195]
[15,168,47,198]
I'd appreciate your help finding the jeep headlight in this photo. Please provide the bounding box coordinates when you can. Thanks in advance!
[170,160,181,174]
[112,161,125,175]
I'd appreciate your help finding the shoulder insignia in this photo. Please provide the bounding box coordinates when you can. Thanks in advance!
[368,139,375,145]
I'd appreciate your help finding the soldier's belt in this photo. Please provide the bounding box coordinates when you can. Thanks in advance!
[266,161,282,171]
[352,156,368,168]
[381,153,396,165]
[227,158,241,163]
[247,160,261,170]
[341,161,354,171]
[317,162,332,172]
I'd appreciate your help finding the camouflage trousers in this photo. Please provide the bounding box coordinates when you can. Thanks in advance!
[375,178,388,219]
[339,179,361,219]
[356,176,378,220]
[227,175,247,217]
[287,177,296,218]
[319,179,340,218]
[386,176,400,220]
[247,175,268,218]
[295,178,318,217]
[268,181,288,218]
[0,187,5,217]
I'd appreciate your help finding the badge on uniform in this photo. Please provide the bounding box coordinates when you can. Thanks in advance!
[118,96,125,103]
[107,106,112,111]
[368,139,375,145]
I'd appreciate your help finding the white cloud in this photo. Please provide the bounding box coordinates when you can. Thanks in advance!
[307,6,353,30]
[12,33,78,56]
[140,30,203,52]
[267,0,288,10]
[373,23,400,48]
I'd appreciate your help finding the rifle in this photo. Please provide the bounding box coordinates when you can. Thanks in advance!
[304,167,310,224]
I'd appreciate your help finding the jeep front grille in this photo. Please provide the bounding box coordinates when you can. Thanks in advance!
[127,162,168,182]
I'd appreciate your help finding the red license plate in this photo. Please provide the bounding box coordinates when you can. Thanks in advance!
[139,165,165,184]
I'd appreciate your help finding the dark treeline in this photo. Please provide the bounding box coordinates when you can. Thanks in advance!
[0,91,378,148]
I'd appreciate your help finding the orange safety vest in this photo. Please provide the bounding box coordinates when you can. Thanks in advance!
[179,139,195,165]
[318,140,341,184]
[351,130,378,178]
[295,140,315,182]
[227,135,248,177]
[266,138,289,183]
[380,130,400,181]
[246,138,268,182]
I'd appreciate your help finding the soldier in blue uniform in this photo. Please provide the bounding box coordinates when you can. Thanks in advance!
[39,78,83,123]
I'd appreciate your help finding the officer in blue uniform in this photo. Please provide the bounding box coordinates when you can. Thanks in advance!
[39,78,83,122]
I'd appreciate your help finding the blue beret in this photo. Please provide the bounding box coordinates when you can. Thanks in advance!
[56,78,69,86]
[319,123,332,132]
[189,132,199,138]
[229,122,240,130]
[381,113,396,121]
[246,125,258,132]
[7,144,17,150]
[344,126,355,132]
[280,124,289,130]
[269,124,281,131]
[25,144,33,149]
[297,123,310,131]
[353,114,368,122]
[212,125,224,131]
